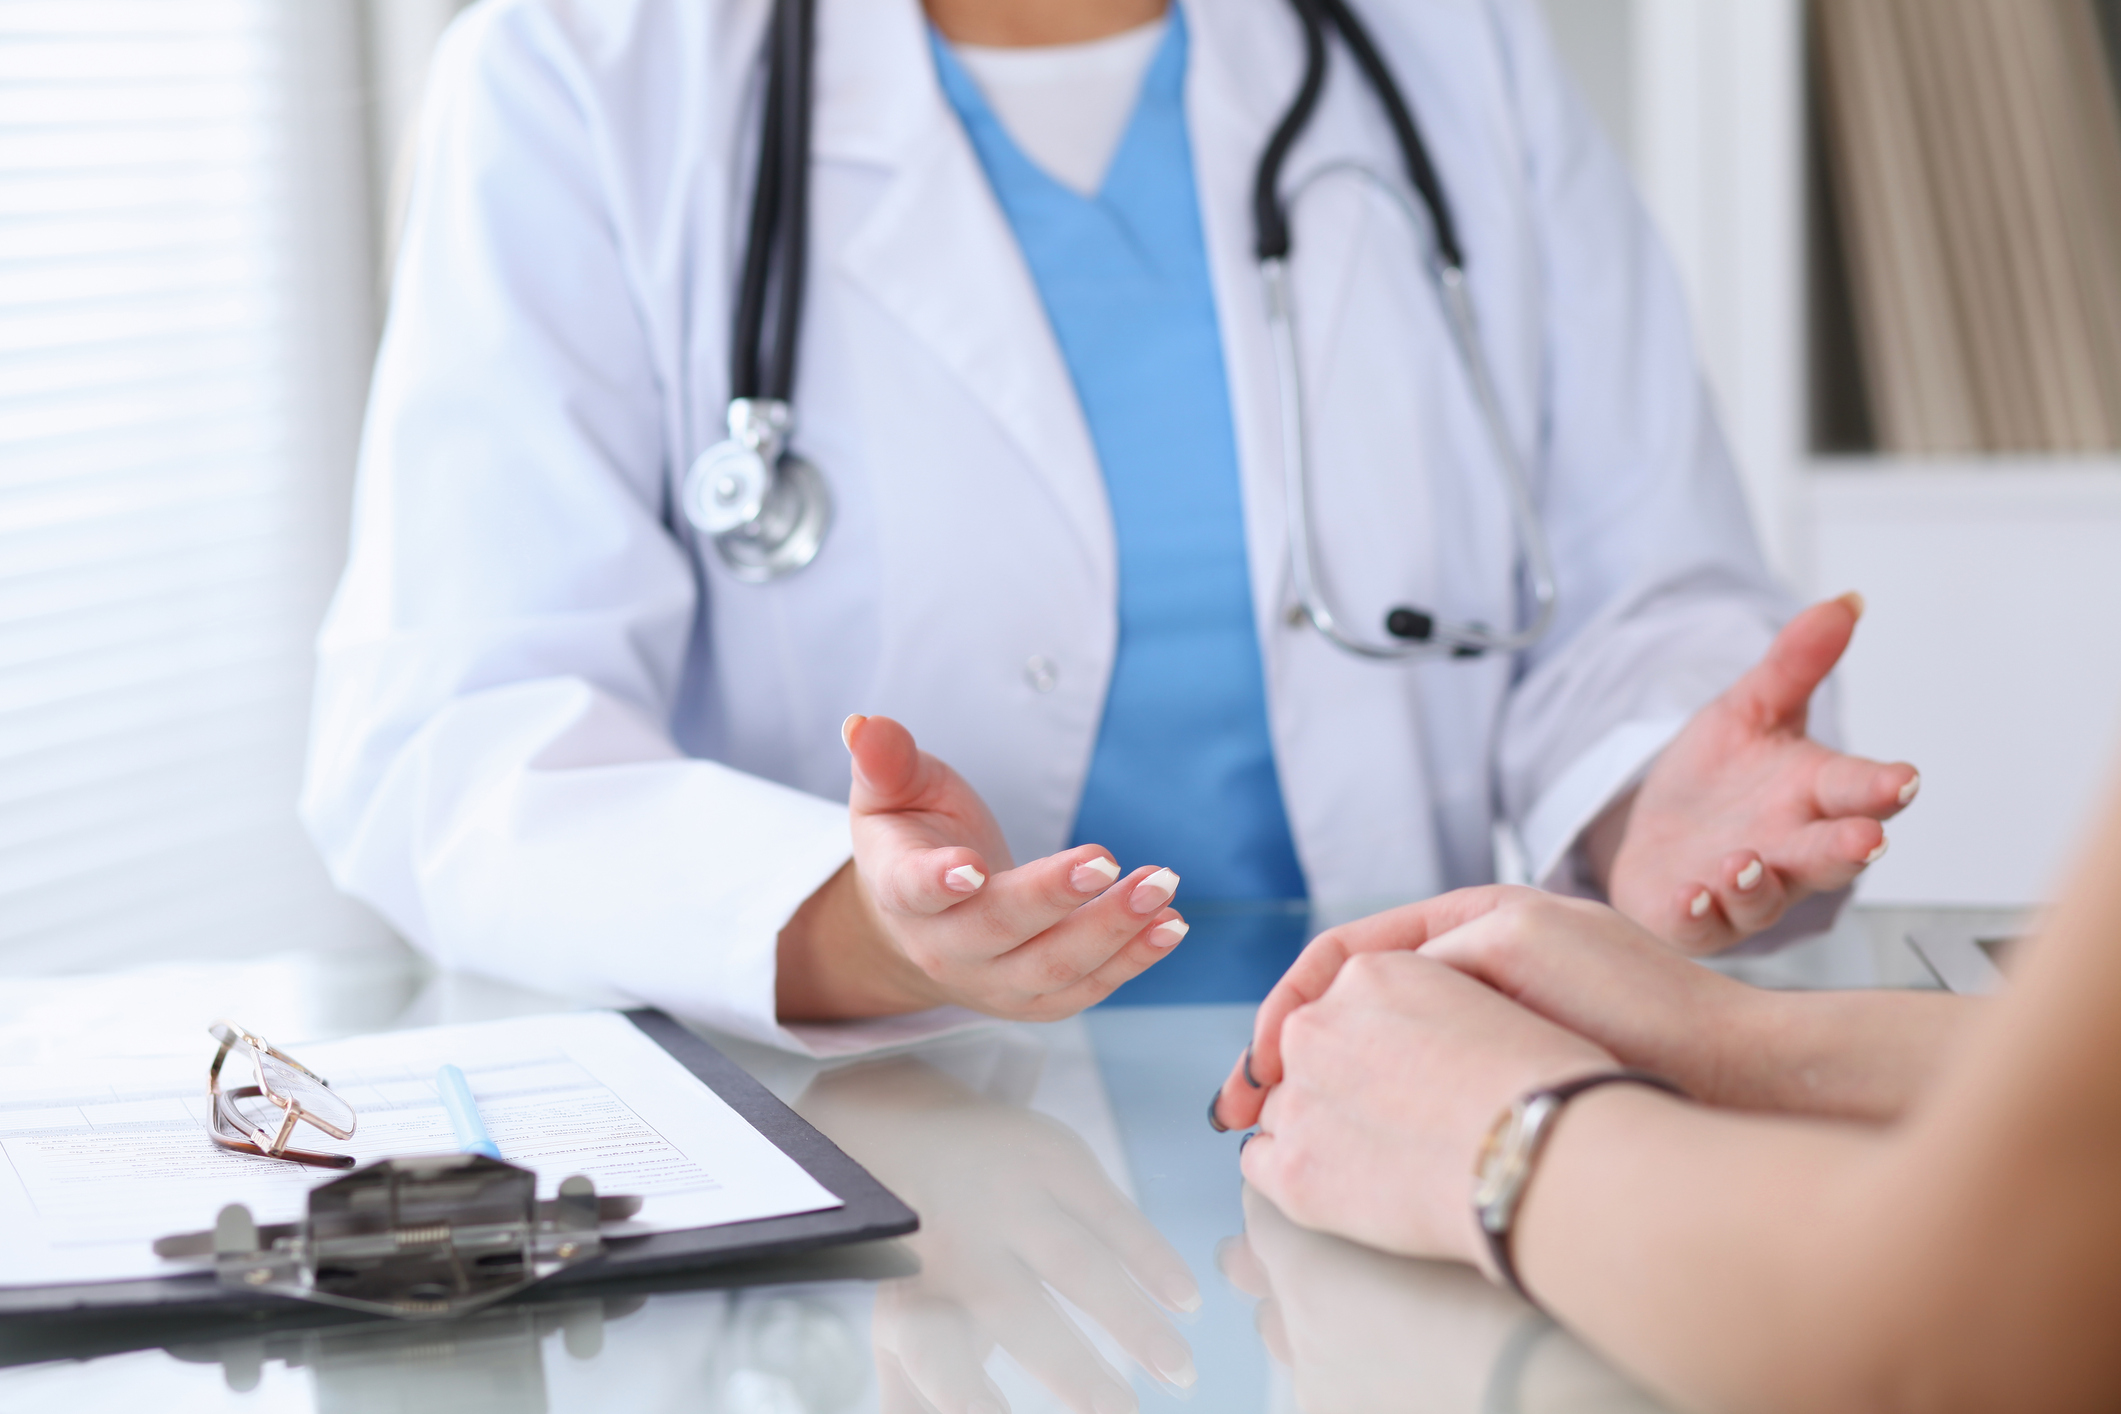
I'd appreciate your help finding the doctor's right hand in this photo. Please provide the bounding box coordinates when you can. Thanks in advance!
[775,714,1187,1022]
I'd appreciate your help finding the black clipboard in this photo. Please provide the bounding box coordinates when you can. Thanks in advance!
[0,1008,918,1327]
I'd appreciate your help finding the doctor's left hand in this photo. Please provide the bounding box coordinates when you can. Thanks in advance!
[1593,593,1919,952]
[776,714,1187,1022]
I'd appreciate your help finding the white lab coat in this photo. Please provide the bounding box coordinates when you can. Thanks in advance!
[304,0,1792,1050]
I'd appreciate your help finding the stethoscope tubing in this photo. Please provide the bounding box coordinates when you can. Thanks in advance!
[705,0,1561,662]
[1259,7,1558,660]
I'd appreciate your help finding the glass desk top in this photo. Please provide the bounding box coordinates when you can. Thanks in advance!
[0,903,2007,1414]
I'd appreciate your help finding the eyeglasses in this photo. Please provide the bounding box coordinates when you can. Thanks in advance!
[207,1020,357,1169]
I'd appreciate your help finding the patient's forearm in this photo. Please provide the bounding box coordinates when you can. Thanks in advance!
[1718,987,1973,1121]
[1512,1086,1901,1414]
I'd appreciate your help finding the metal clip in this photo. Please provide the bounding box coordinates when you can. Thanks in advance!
[157,1154,642,1320]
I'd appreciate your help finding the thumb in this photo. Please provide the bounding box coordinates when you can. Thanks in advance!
[843,713,928,812]
[1728,592,1862,731]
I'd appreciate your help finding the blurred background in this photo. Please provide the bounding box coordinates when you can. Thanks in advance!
[2,0,2118,979]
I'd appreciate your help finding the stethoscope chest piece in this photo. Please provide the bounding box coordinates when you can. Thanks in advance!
[683,397,832,582]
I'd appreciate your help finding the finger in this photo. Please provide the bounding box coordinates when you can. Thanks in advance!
[1215,1235,1272,1298]
[1662,880,1736,954]
[1813,751,1921,820]
[1255,1297,1293,1366]
[1713,848,1787,937]
[845,713,940,814]
[977,1280,1137,1414]
[1209,885,1522,1131]
[992,868,1182,992]
[876,1295,1010,1414]
[1043,909,1188,1012]
[1723,594,1861,733]
[1061,1149,1202,1315]
[869,844,997,918]
[1019,1217,1197,1389]
[1767,815,1888,894]
[1237,1129,1282,1208]
[955,847,1136,955]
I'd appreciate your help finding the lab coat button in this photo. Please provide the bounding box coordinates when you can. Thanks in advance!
[1024,656,1059,693]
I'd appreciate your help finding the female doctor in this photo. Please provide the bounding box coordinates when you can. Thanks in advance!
[303,0,1917,1048]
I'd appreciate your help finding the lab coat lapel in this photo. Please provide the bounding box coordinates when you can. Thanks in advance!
[813,0,1114,577]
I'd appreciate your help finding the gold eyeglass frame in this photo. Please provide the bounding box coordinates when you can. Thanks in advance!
[206,1020,358,1170]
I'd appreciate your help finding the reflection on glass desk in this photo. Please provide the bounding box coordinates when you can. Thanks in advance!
[0,903,2005,1414]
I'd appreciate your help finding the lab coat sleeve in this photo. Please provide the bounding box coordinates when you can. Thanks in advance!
[301,2,850,1049]
[1481,0,1843,929]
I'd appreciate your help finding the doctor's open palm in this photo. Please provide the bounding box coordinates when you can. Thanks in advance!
[1597,594,1920,950]
[774,714,1187,1021]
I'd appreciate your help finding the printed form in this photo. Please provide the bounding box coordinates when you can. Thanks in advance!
[0,1011,841,1288]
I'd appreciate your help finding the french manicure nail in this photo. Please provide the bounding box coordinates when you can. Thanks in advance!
[1864,838,1889,865]
[1071,854,1121,893]
[1152,918,1189,947]
[1167,1280,1204,1314]
[1736,859,1764,891]
[945,864,985,893]
[1689,890,1712,919]
[840,714,864,750]
[1131,867,1180,913]
[1898,773,1922,806]
[1153,1346,1199,1389]
[1206,1092,1229,1133]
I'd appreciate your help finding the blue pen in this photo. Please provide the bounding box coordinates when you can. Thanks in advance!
[436,1064,503,1160]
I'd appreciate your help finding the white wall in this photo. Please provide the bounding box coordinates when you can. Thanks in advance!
[1537,0,2121,909]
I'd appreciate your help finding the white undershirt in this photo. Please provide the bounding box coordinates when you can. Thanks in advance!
[952,16,1169,197]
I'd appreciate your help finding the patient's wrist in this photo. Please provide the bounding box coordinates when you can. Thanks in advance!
[1688,980,1791,1110]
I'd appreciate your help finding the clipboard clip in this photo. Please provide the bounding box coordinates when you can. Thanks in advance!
[154,1153,643,1320]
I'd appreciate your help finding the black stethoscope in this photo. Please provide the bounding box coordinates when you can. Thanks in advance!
[684,0,1557,659]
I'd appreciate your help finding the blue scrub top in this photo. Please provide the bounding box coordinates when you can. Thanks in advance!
[932,15,1309,929]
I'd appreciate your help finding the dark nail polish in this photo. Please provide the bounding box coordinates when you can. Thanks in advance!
[1239,1130,1256,1156]
[1242,1044,1260,1089]
[1206,1092,1229,1133]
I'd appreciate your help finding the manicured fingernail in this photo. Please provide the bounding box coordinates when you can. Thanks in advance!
[1152,918,1189,948]
[945,864,985,893]
[1242,1044,1259,1088]
[840,713,864,750]
[1736,859,1764,891]
[1165,1278,1203,1314]
[1152,1342,1198,1389]
[1898,773,1921,806]
[1130,867,1179,913]
[1838,590,1865,619]
[1689,890,1712,919]
[1206,1092,1229,1133]
[1071,854,1121,893]
[1864,837,1889,865]
[1239,1130,1257,1156]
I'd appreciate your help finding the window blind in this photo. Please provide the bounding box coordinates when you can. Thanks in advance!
[0,1,389,973]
